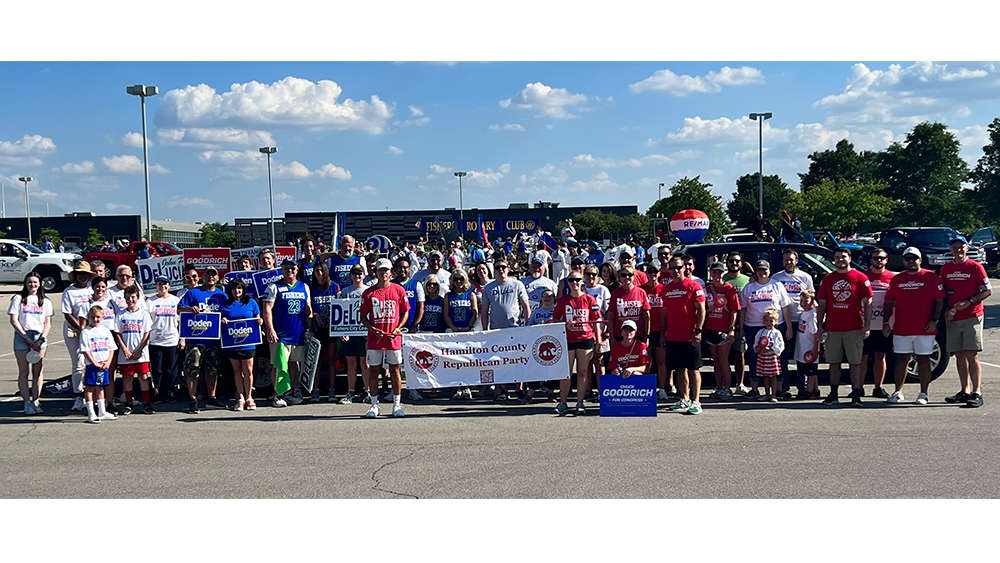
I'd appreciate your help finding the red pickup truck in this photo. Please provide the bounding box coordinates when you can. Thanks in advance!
[83,240,183,278]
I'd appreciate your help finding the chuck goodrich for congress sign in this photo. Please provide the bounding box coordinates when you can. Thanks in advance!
[403,324,570,389]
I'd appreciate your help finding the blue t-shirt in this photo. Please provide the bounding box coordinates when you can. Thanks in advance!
[326,254,363,289]
[420,296,446,333]
[179,286,227,347]
[220,299,261,352]
[265,280,311,346]
[310,281,341,331]
[394,277,422,329]
[447,289,475,329]
[297,257,317,284]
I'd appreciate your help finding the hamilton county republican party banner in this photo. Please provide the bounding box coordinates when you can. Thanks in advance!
[402,324,570,389]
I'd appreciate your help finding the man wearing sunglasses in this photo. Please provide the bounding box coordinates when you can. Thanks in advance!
[480,260,530,401]
[661,256,707,414]
[940,235,992,408]
[608,266,650,345]
[178,266,228,413]
[861,249,895,399]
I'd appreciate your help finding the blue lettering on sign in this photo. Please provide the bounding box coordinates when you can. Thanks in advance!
[178,312,222,340]
[599,373,657,417]
[221,319,262,349]
[329,298,365,337]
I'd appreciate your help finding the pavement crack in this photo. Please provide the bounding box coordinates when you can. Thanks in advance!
[371,447,420,499]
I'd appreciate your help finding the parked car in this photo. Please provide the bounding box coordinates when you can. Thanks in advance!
[83,240,182,279]
[805,231,864,251]
[971,226,999,268]
[0,239,82,291]
[673,241,949,382]
[865,227,987,272]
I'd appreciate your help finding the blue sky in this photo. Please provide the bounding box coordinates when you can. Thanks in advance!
[2,9,998,226]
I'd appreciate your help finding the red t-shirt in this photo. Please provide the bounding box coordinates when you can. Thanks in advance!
[864,269,896,331]
[359,283,410,350]
[610,286,651,339]
[643,283,664,333]
[610,340,649,372]
[704,282,741,332]
[553,293,601,343]
[939,259,992,321]
[884,269,945,336]
[658,277,707,342]
[632,269,649,287]
[817,269,874,332]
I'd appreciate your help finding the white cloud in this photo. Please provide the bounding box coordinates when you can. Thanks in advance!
[198,149,350,181]
[665,116,789,144]
[467,163,511,186]
[272,191,293,201]
[157,76,394,134]
[571,153,674,168]
[429,164,452,174]
[409,106,423,117]
[122,132,151,148]
[499,82,591,119]
[349,185,377,194]
[387,145,404,155]
[393,106,431,127]
[489,123,526,131]
[790,123,852,153]
[157,127,275,148]
[0,134,56,166]
[34,189,59,200]
[101,155,170,174]
[630,66,764,95]
[568,171,619,192]
[167,197,213,208]
[312,163,351,180]
[106,203,134,211]
[54,161,96,174]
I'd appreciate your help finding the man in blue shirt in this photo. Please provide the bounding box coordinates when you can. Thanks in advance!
[178,266,228,413]
[264,259,313,406]
[319,235,366,288]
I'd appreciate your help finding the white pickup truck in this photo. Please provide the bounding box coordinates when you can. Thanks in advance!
[0,239,82,291]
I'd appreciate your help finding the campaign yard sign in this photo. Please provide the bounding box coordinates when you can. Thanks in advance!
[220,319,262,349]
[328,298,366,337]
[179,312,222,342]
[225,270,257,297]
[251,268,283,298]
[599,373,657,417]
[137,254,185,293]
[183,248,232,278]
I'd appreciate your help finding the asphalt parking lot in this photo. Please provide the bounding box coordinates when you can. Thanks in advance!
[2,284,999,499]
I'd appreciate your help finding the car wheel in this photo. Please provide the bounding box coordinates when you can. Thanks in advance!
[907,337,949,382]
[38,271,60,292]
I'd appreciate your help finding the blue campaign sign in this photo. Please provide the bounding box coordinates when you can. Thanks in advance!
[226,271,257,297]
[179,312,222,341]
[251,268,283,297]
[220,318,263,349]
[600,373,657,417]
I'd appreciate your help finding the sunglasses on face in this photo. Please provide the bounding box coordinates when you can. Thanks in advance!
[903,256,918,261]
[184,275,198,280]
[619,273,634,278]
[427,283,439,287]
[669,266,683,271]
[568,278,583,283]
[727,259,741,263]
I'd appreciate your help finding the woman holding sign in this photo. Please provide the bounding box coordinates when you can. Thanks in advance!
[309,261,341,402]
[221,279,262,411]
[551,274,602,415]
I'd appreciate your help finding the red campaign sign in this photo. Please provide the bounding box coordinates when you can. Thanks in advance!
[183,248,232,277]
[228,246,298,271]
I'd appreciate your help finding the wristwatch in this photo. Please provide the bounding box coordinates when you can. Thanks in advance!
[693,328,702,335]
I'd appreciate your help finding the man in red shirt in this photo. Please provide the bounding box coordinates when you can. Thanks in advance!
[940,235,993,408]
[882,247,945,405]
[608,267,650,343]
[660,256,707,415]
[817,247,874,407]
[862,248,895,399]
[360,258,410,418]
[610,320,649,376]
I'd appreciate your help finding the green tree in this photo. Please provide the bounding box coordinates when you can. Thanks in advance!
[567,210,644,241]
[879,121,972,229]
[969,116,1000,228]
[87,228,104,246]
[726,173,801,228]
[197,222,236,247]
[799,139,882,189]
[792,180,898,234]
[39,226,61,245]
[647,176,731,240]
[151,224,166,241]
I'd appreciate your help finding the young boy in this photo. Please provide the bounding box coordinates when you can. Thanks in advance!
[113,285,155,414]
[794,290,821,399]
[80,306,119,423]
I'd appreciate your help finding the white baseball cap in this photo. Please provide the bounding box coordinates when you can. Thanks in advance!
[902,247,921,259]
[375,258,393,271]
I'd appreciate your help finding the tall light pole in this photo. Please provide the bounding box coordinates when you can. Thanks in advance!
[658,182,664,203]
[127,84,158,241]
[748,112,772,216]
[259,146,278,248]
[18,177,32,244]
[454,171,467,222]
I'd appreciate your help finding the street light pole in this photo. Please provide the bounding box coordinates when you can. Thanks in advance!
[658,182,664,203]
[18,177,32,243]
[259,147,278,248]
[127,85,158,241]
[748,112,772,217]
[454,171,467,222]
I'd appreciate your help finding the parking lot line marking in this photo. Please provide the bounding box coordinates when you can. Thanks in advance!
[0,338,64,359]
[982,361,1000,369]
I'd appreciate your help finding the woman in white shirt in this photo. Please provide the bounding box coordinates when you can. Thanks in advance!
[8,272,54,415]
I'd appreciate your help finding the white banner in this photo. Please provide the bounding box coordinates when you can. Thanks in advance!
[230,245,296,270]
[329,297,366,337]
[402,324,570,389]
[137,254,185,293]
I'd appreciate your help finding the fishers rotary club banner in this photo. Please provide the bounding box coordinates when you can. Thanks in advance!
[402,323,570,389]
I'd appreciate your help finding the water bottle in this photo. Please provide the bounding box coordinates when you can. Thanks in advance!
[617,363,625,377]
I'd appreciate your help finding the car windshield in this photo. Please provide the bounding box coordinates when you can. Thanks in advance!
[152,242,182,254]
[19,243,45,254]
[972,228,993,245]
[911,229,958,245]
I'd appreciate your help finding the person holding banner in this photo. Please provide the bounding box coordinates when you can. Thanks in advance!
[360,258,410,418]
[551,274,602,414]
[610,320,650,377]
[221,279,262,411]
[264,259,313,407]
[309,261,340,402]
[443,269,478,401]
[338,264,369,405]
[420,275,446,334]
[393,256,425,402]
[480,259,531,402]
[178,266,228,414]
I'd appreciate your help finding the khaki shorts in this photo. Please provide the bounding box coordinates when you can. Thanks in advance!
[367,348,403,366]
[825,329,864,365]
[947,316,984,353]
[269,342,306,363]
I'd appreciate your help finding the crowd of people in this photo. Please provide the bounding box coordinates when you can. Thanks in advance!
[7,226,992,422]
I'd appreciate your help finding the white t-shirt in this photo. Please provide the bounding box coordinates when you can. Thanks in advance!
[76,297,118,331]
[413,268,451,288]
[62,285,93,315]
[585,284,612,315]
[8,294,53,333]
[521,275,558,310]
[771,269,815,323]
[106,284,146,313]
[146,295,181,347]
[80,326,117,366]
[740,280,792,326]
[115,308,153,364]
[794,308,819,364]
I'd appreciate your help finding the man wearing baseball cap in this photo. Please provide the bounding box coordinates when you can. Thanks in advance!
[178,264,228,413]
[413,250,451,288]
[62,260,98,411]
[360,258,410,418]
[263,258,313,406]
[940,234,992,408]
[522,256,558,310]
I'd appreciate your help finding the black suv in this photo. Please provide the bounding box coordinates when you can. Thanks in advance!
[971,226,999,268]
[673,241,949,382]
[867,227,986,272]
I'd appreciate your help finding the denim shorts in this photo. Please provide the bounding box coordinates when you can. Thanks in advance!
[13,330,46,352]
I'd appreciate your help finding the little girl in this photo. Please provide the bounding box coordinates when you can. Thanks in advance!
[754,307,785,403]
[794,290,821,399]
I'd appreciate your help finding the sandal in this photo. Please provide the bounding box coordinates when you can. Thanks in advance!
[246,399,256,411]
[233,400,245,411]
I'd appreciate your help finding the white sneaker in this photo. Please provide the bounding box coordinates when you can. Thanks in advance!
[365,404,380,418]
[408,389,423,401]
[916,393,928,405]
[735,384,751,396]
[71,396,85,411]
[272,395,288,408]
[887,391,903,404]
[339,391,355,405]
[393,404,405,418]
[657,388,669,401]
[87,414,100,424]
[32,400,43,414]
[99,412,118,421]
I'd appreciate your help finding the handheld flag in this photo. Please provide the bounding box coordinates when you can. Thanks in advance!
[273,342,291,396]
